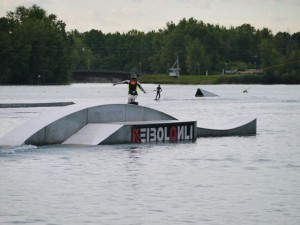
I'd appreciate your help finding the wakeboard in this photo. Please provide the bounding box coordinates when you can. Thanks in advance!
[129,102,138,105]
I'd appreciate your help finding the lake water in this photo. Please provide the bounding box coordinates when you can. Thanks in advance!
[0,84,300,225]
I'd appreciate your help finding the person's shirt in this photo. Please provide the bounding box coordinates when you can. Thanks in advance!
[115,79,146,95]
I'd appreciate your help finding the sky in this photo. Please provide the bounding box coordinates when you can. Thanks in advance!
[0,0,299,34]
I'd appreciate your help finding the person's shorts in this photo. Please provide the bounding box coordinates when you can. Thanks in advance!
[128,94,137,100]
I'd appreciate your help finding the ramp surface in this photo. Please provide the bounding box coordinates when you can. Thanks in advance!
[63,123,123,145]
[197,117,256,137]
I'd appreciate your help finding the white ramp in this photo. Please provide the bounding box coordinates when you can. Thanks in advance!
[62,123,123,145]
[0,103,256,146]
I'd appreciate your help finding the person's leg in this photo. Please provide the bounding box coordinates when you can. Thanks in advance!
[128,94,137,103]
[156,92,159,100]
[128,94,132,103]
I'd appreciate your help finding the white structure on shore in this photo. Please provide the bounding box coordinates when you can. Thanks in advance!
[169,56,180,77]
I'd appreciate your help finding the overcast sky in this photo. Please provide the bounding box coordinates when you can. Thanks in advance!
[0,0,299,34]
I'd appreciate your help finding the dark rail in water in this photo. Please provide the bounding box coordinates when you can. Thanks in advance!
[0,102,75,108]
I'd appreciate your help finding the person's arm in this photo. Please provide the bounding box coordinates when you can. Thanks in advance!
[137,82,146,93]
[113,80,129,86]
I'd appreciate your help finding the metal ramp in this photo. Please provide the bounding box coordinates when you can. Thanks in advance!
[0,103,256,146]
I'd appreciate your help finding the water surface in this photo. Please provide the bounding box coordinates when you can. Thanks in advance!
[1,84,299,225]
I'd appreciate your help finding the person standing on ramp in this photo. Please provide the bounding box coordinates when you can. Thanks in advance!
[113,74,146,105]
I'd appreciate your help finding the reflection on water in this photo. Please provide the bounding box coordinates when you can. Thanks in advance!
[0,84,300,225]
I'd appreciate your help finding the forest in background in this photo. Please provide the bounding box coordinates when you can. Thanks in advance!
[0,5,299,84]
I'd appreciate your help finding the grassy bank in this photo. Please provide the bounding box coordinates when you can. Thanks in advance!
[139,74,223,84]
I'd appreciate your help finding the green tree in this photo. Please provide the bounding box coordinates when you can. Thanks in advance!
[1,5,72,84]
[185,38,207,75]
[0,17,14,83]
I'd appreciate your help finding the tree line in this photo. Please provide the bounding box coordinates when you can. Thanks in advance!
[0,5,299,84]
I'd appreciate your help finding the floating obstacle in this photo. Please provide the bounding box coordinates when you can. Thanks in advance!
[195,88,219,97]
[0,104,256,146]
[0,102,74,108]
